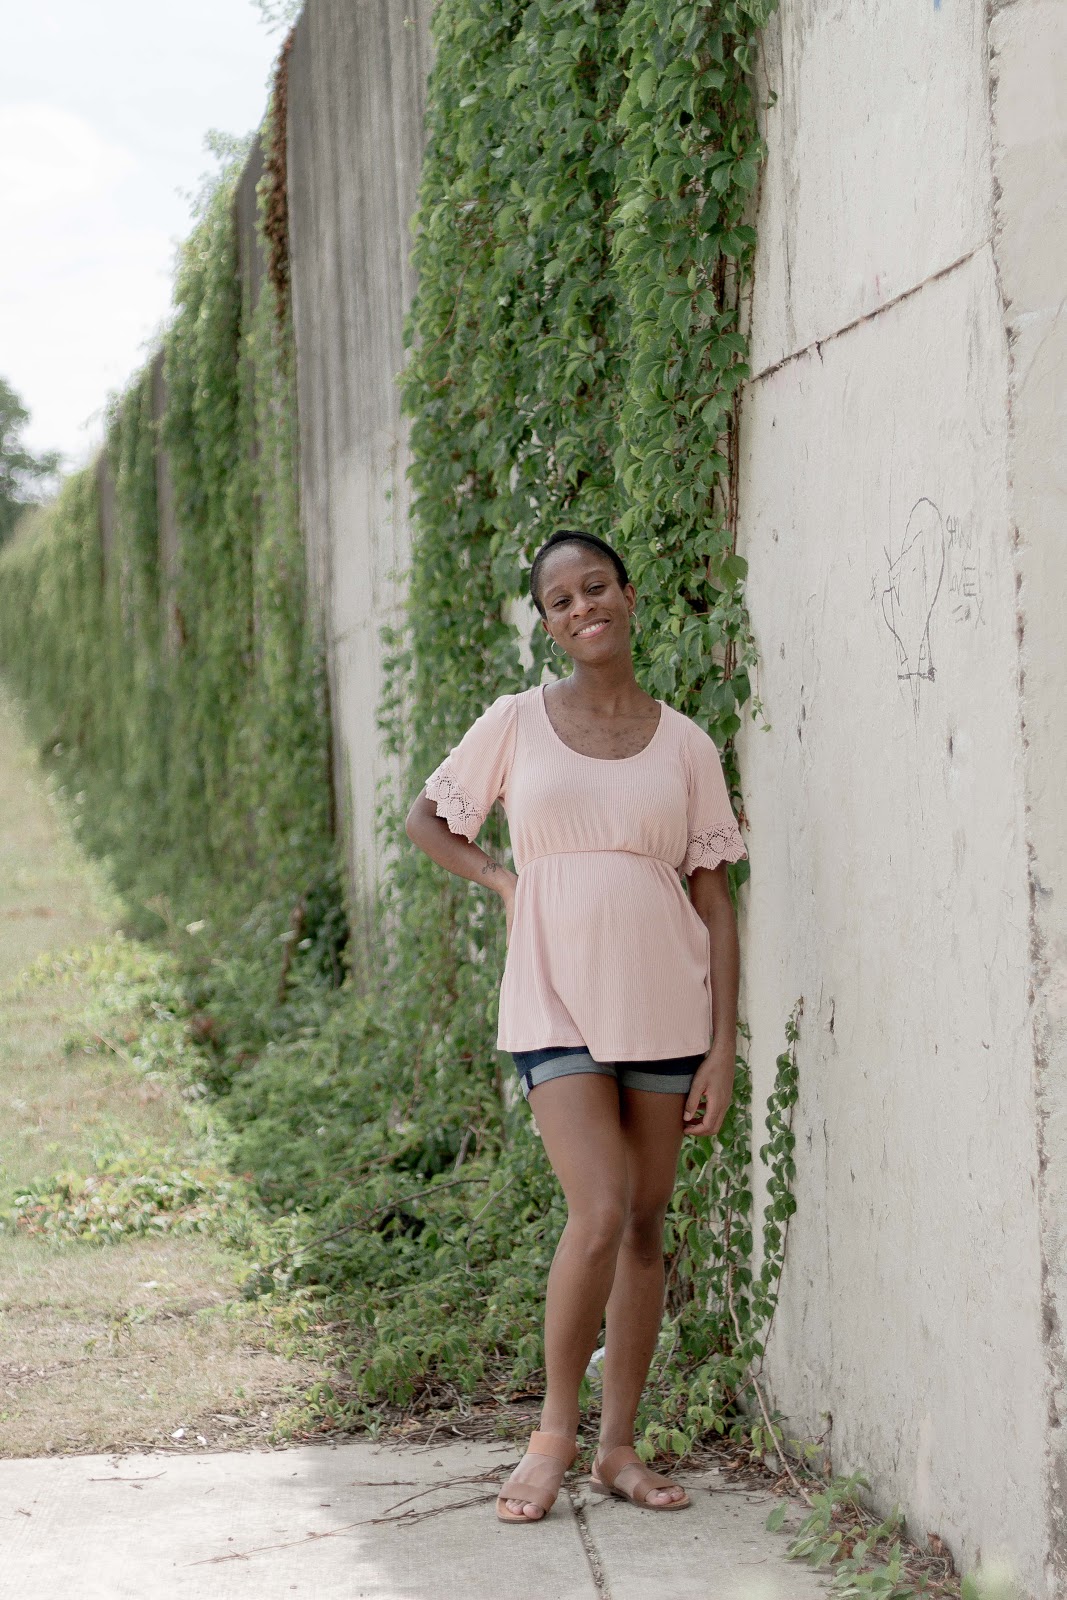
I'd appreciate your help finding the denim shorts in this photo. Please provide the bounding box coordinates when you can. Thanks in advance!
[511,1046,705,1101]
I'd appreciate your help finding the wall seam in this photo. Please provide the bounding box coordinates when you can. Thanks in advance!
[748,243,985,385]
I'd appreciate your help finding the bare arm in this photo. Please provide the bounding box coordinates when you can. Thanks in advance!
[405,792,517,927]
[682,861,740,1135]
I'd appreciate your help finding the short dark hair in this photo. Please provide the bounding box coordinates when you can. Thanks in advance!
[528,530,630,617]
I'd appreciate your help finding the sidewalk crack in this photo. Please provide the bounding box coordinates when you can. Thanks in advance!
[567,1487,613,1599]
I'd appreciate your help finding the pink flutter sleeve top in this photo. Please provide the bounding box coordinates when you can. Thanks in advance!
[424,685,746,1063]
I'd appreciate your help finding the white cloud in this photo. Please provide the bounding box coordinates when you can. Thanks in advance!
[0,2,279,467]
[0,103,135,213]
[0,106,172,467]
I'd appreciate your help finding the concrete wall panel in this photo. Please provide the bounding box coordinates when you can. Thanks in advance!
[739,0,1067,1585]
[751,0,993,373]
[738,247,1045,1577]
[287,0,434,902]
[96,453,116,587]
[988,1,1067,1586]
[148,351,180,654]
[234,135,266,319]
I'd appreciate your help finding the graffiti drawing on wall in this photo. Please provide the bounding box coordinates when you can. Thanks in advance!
[880,497,946,711]
[945,513,985,626]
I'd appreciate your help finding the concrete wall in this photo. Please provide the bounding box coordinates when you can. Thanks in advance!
[148,350,180,655]
[736,0,1065,1589]
[234,135,266,320]
[96,453,116,586]
[989,2,1067,1585]
[286,0,434,907]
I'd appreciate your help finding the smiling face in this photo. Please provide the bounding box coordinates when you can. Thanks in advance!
[537,543,637,665]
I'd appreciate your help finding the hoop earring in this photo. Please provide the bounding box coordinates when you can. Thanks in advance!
[630,609,642,635]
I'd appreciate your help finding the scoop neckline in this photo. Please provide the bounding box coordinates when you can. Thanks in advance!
[538,683,666,763]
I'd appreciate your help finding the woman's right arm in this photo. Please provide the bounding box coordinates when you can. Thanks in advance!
[405,793,517,930]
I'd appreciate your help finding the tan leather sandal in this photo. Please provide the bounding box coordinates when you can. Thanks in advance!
[589,1444,690,1510]
[496,1430,577,1524]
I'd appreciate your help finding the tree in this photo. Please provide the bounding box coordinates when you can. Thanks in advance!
[250,0,302,32]
[0,377,60,547]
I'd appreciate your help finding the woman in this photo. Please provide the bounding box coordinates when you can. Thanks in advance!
[405,530,746,1523]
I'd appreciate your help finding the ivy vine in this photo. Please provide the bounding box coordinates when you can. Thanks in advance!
[0,1,798,1463]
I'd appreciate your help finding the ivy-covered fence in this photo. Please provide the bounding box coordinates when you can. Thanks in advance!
[0,0,796,1459]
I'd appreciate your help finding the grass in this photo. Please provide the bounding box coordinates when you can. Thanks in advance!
[0,684,319,1457]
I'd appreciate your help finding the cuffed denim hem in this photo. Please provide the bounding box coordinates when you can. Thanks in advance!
[511,1046,704,1101]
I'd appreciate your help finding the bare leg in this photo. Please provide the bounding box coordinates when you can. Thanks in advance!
[598,1088,687,1506]
[503,1073,628,1519]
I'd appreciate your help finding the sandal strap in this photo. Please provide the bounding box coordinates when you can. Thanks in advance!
[496,1474,559,1513]
[498,1430,576,1512]
[526,1430,577,1465]
[595,1443,643,1484]
[596,1445,680,1504]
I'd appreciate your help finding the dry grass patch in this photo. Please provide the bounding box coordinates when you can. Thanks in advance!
[0,687,326,1459]
[0,990,187,1193]
[0,1234,318,1457]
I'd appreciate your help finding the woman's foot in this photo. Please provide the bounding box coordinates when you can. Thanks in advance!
[590,1443,690,1509]
[496,1430,577,1523]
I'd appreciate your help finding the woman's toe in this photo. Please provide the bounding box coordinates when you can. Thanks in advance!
[505,1497,542,1518]
[651,1486,681,1505]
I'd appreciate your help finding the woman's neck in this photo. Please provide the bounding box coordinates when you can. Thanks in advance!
[554,658,650,715]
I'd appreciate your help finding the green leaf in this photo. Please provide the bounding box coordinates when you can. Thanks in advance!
[637,66,659,107]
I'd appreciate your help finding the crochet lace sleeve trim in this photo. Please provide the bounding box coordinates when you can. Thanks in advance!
[683,823,747,876]
[425,765,488,841]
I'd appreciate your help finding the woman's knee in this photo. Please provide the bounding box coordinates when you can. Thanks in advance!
[622,1198,670,1263]
[565,1197,627,1260]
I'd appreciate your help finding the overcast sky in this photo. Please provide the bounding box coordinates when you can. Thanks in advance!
[1,2,284,467]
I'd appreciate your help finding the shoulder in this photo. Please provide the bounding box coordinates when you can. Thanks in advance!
[454,689,531,755]
[659,703,720,752]
[466,690,523,731]
[480,691,519,719]
[493,685,542,729]
[658,704,726,778]
[482,686,542,713]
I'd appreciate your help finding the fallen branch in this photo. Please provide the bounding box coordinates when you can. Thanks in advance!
[186,1472,500,1566]
[253,1175,492,1278]
[85,1027,137,1066]
[88,1473,166,1483]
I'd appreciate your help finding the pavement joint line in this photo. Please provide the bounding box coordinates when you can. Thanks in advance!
[568,1485,613,1600]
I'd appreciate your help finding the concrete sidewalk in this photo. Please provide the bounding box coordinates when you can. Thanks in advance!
[0,1438,829,1599]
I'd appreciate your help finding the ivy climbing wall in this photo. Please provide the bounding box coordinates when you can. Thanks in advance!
[736,1,1066,1591]
[284,0,764,906]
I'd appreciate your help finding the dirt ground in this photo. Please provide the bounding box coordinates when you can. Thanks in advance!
[0,684,318,1457]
